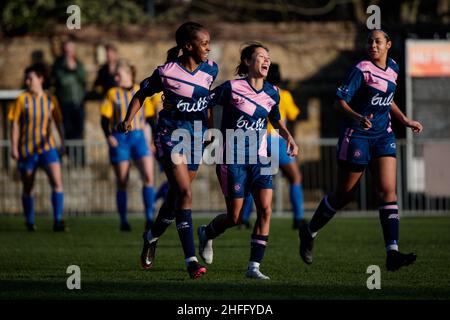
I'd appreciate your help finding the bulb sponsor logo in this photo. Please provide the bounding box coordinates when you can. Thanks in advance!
[371,92,394,106]
[177,97,209,112]
[236,115,265,131]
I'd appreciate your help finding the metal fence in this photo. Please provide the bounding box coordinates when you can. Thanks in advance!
[1,138,450,216]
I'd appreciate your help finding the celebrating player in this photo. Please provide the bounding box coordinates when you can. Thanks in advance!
[240,63,304,230]
[117,22,218,279]
[9,64,66,232]
[100,59,156,231]
[299,29,423,271]
[197,43,299,280]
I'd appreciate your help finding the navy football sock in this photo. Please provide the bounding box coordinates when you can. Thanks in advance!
[151,202,175,238]
[249,234,269,264]
[309,196,337,234]
[205,213,229,239]
[116,190,127,225]
[175,209,196,259]
[379,202,400,251]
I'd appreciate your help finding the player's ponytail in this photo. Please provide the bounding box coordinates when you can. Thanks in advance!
[235,42,268,77]
[166,21,206,63]
[166,45,181,63]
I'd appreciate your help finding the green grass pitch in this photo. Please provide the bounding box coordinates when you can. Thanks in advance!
[1,215,449,300]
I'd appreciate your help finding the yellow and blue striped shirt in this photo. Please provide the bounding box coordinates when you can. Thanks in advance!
[267,88,300,135]
[8,91,62,158]
[100,85,156,131]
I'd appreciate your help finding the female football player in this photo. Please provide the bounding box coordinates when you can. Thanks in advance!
[9,64,66,232]
[117,22,218,279]
[100,59,156,231]
[197,43,299,280]
[240,63,304,230]
[299,29,423,272]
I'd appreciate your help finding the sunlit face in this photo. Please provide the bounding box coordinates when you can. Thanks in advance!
[246,47,271,78]
[25,71,44,93]
[187,29,211,63]
[367,30,391,62]
[115,66,132,87]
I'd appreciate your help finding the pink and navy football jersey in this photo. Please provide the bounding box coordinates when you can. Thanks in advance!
[140,59,218,123]
[336,57,399,137]
[210,78,281,163]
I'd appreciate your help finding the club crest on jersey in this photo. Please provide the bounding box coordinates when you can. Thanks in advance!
[354,149,362,158]
[177,96,209,112]
[234,184,241,191]
[371,92,394,106]
[232,96,245,106]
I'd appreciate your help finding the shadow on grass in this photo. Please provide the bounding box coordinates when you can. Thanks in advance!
[1,279,449,300]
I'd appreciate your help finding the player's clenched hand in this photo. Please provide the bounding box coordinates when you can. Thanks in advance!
[107,135,119,148]
[116,121,132,133]
[58,142,66,157]
[10,147,19,160]
[406,119,423,134]
[359,114,373,130]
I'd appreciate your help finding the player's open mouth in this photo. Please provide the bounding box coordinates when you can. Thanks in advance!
[261,65,269,71]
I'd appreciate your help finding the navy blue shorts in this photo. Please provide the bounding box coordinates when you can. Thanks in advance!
[109,130,150,164]
[216,163,273,199]
[267,134,295,166]
[337,129,396,171]
[155,118,205,172]
[18,148,60,172]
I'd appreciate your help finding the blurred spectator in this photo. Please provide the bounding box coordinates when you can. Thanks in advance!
[52,39,86,166]
[93,43,119,98]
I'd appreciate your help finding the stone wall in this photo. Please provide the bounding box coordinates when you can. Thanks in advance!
[1,21,361,143]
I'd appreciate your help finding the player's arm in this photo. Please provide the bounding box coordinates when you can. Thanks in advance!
[141,96,157,152]
[270,119,299,157]
[101,116,118,148]
[10,121,20,160]
[117,90,145,133]
[144,116,156,154]
[337,99,373,130]
[336,66,373,129]
[390,100,423,134]
[203,108,215,147]
[55,121,66,154]
[51,97,66,154]
[100,93,119,147]
[118,70,163,133]
[8,99,21,160]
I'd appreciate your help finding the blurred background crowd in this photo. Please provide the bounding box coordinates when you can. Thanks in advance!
[0,0,449,215]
